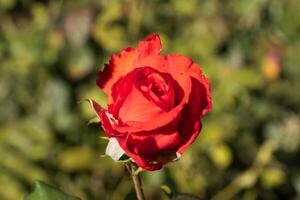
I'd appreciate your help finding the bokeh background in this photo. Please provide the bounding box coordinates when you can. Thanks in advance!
[1,0,300,199]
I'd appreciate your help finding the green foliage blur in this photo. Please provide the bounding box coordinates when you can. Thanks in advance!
[0,0,300,199]
[25,181,81,200]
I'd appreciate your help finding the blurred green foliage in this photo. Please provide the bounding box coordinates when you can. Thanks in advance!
[25,181,81,200]
[0,0,300,199]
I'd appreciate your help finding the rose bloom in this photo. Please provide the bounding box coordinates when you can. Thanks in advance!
[92,34,212,171]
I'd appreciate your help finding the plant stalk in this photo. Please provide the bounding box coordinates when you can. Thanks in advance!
[127,163,145,200]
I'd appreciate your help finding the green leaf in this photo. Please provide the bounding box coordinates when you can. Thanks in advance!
[24,181,81,200]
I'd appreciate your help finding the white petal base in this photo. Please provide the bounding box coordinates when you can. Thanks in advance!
[105,138,125,161]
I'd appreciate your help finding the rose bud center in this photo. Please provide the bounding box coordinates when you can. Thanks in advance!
[135,67,175,112]
[114,66,183,124]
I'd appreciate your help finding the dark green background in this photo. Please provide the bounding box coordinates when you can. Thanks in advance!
[0,0,300,199]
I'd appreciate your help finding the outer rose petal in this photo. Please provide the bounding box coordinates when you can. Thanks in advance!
[97,34,162,99]
[126,122,181,155]
[190,64,212,117]
[137,34,162,59]
[176,78,211,153]
[97,47,136,97]
[166,54,212,117]
[177,120,202,154]
[117,136,163,171]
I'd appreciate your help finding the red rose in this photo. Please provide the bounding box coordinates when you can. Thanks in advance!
[92,34,212,171]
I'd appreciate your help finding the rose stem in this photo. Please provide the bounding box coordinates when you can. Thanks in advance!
[126,162,146,200]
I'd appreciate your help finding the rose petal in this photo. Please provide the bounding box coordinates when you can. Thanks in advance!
[119,85,166,123]
[101,66,190,133]
[102,76,190,134]
[137,33,162,60]
[117,136,163,171]
[97,47,137,99]
[126,128,181,154]
[166,54,212,117]
[177,119,202,154]
[86,99,104,118]
[176,78,210,153]
[97,34,162,100]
